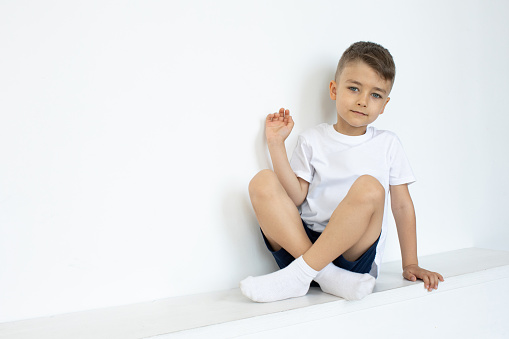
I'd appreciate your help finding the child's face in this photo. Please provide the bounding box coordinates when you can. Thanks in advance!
[329,60,392,136]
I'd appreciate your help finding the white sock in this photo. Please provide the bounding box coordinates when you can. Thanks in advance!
[240,256,318,302]
[314,263,376,300]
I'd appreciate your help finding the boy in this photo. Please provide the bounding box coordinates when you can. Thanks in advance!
[241,41,444,303]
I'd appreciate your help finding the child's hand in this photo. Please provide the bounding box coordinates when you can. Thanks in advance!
[403,264,444,292]
[265,108,294,144]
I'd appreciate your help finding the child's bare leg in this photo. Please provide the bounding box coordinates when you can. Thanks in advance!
[248,169,312,257]
[304,175,385,271]
[306,175,384,299]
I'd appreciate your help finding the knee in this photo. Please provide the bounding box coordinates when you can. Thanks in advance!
[248,169,279,201]
[352,175,385,204]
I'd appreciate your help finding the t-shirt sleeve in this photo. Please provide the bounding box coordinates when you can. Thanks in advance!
[290,135,314,183]
[389,135,416,186]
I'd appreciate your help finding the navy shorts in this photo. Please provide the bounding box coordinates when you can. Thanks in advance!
[261,219,379,281]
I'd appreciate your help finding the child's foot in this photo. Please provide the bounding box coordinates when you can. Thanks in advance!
[240,256,317,302]
[314,263,375,300]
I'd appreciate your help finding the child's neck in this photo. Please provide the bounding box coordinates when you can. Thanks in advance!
[333,122,367,136]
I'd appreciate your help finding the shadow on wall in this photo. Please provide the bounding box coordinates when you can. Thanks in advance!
[220,184,279,274]
[298,62,337,128]
[254,118,271,170]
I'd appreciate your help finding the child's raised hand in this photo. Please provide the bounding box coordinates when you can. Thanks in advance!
[265,108,294,143]
[403,264,444,292]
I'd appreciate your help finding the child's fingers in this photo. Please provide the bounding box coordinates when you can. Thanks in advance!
[267,112,280,121]
[430,275,438,290]
[427,273,442,290]
[425,274,438,291]
[277,108,291,117]
[267,108,291,124]
[422,275,431,291]
[433,272,444,289]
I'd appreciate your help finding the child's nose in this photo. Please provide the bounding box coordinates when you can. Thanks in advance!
[357,97,368,107]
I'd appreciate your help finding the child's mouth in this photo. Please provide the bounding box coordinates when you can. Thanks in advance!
[352,110,367,116]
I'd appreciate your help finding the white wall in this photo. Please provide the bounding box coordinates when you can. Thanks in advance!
[1,0,508,323]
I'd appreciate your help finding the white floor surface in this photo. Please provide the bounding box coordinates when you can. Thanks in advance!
[1,248,508,339]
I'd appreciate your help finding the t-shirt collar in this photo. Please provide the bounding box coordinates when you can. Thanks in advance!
[326,124,374,144]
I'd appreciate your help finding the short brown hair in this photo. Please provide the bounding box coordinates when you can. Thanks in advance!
[335,41,396,88]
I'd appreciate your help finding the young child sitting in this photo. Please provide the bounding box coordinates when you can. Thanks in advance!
[241,41,444,303]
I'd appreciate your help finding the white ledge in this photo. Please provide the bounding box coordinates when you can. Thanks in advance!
[1,248,509,339]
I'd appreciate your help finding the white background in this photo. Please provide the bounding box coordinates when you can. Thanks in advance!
[1,0,508,322]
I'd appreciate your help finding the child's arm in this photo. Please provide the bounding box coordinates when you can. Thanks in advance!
[390,184,444,291]
[266,108,309,206]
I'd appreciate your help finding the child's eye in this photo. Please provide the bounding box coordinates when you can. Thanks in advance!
[372,93,382,99]
[348,87,359,92]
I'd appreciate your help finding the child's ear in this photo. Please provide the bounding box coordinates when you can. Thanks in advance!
[380,97,390,115]
[329,81,337,100]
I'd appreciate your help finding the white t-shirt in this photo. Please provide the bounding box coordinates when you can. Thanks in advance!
[290,123,416,277]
